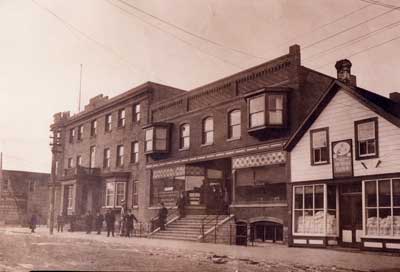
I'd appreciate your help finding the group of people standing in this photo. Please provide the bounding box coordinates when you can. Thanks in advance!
[55,206,138,237]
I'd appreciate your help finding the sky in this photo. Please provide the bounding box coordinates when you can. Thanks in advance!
[0,0,400,173]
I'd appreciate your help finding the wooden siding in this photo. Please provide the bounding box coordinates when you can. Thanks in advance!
[291,90,400,182]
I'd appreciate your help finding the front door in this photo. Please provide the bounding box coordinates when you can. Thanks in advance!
[340,184,362,247]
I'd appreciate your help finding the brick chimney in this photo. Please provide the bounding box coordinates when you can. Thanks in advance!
[389,92,400,104]
[335,59,356,86]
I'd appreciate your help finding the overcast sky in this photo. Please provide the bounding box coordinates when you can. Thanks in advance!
[1,0,399,172]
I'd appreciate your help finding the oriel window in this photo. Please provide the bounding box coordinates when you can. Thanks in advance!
[249,95,265,128]
[268,95,284,125]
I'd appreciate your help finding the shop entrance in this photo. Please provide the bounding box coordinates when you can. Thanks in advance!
[340,183,362,247]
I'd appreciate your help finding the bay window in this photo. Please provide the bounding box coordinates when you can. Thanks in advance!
[246,90,288,133]
[310,128,329,165]
[364,178,400,237]
[144,124,170,154]
[105,181,126,207]
[355,117,378,159]
[293,184,338,235]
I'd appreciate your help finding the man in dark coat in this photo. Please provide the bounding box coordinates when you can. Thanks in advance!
[95,212,104,235]
[29,213,38,233]
[125,209,137,237]
[105,209,116,237]
[85,211,94,234]
[176,192,186,218]
[158,202,168,231]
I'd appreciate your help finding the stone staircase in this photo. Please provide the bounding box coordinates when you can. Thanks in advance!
[149,214,230,242]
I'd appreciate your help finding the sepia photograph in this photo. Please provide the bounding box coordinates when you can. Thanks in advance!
[0,0,400,271]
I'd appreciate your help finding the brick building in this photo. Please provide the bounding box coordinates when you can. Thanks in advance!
[0,169,49,226]
[50,44,339,244]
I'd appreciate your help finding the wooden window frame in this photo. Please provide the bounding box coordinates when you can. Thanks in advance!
[310,127,330,166]
[144,125,171,154]
[179,123,190,150]
[105,113,112,132]
[116,144,124,167]
[228,109,241,140]
[89,145,96,168]
[103,148,110,169]
[133,104,141,123]
[201,117,214,145]
[77,125,83,141]
[355,117,379,160]
[90,119,97,137]
[117,108,126,128]
[130,141,139,163]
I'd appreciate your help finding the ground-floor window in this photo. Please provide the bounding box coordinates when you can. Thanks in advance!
[105,182,126,208]
[363,178,400,237]
[250,221,283,243]
[293,184,338,235]
[150,178,185,206]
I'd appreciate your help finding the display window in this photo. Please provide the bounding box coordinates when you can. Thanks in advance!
[293,184,338,236]
[363,178,400,237]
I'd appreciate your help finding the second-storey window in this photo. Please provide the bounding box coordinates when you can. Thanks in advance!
[355,117,378,159]
[118,109,126,128]
[105,113,112,132]
[249,95,265,128]
[228,110,241,139]
[310,128,329,165]
[131,141,139,163]
[90,120,97,136]
[116,145,124,167]
[103,148,110,168]
[144,126,169,153]
[202,117,214,145]
[89,146,96,168]
[179,123,190,149]
[77,125,84,140]
[133,104,141,123]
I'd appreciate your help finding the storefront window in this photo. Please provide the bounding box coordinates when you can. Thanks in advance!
[364,179,400,237]
[293,184,338,236]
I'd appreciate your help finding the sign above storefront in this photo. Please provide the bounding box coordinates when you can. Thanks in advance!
[332,139,354,178]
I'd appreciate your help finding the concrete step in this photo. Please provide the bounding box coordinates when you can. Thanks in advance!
[164,228,201,234]
[150,235,198,241]
[157,230,201,236]
[151,232,200,240]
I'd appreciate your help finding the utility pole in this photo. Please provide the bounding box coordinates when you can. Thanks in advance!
[49,130,61,235]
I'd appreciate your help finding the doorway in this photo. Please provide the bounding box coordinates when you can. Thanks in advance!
[340,183,362,247]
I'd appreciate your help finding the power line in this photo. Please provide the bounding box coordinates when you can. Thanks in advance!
[303,6,400,50]
[30,0,165,84]
[359,0,399,9]
[304,19,400,62]
[274,3,374,49]
[114,0,266,60]
[106,0,246,69]
[315,33,400,70]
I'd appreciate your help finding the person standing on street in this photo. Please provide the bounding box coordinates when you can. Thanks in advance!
[29,213,38,233]
[95,211,104,235]
[158,202,168,231]
[69,212,76,232]
[85,211,94,234]
[105,209,116,237]
[125,209,137,237]
[57,213,65,232]
[176,192,186,218]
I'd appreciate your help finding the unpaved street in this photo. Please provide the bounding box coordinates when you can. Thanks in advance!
[0,227,399,272]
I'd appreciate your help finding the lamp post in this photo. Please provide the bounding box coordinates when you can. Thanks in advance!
[49,130,61,235]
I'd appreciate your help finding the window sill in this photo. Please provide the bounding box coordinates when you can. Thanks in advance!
[227,137,241,142]
[356,154,379,160]
[200,143,214,147]
[311,161,330,166]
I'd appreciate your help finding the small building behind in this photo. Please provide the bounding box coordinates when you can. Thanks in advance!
[0,169,50,226]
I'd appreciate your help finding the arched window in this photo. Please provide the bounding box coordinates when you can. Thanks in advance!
[228,110,241,139]
[179,123,190,149]
[202,117,214,145]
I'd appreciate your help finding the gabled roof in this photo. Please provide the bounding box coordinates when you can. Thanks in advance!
[284,80,400,151]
